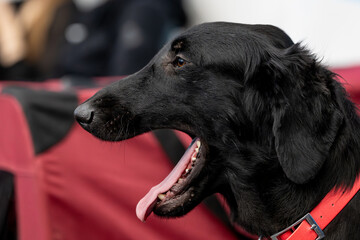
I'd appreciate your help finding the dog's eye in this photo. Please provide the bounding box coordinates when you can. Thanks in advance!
[173,57,187,68]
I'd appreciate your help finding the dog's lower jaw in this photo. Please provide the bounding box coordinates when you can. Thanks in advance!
[153,186,202,218]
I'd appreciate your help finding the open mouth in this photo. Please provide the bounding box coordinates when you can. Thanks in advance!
[136,137,204,222]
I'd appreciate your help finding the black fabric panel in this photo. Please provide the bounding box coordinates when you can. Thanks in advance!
[0,171,17,240]
[152,129,249,239]
[153,130,187,166]
[2,87,78,154]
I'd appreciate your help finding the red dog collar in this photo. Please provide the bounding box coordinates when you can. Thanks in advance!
[262,177,360,240]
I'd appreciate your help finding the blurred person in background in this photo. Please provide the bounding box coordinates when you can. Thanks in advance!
[0,0,60,80]
[0,0,187,81]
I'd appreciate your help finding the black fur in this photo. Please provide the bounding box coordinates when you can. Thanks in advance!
[75,22,360,239]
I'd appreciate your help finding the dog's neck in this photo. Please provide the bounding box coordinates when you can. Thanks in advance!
[221,131,360,237]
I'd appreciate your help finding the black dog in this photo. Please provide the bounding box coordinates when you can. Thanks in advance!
[74,22,360,239]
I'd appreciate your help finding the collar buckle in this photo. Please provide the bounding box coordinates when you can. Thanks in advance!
[270,213,325,240]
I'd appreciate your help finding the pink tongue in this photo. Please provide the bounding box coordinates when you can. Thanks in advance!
[136,138,198,222]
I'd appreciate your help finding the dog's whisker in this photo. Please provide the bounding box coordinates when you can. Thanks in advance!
[230,139,240,153]
[125,121,130,138]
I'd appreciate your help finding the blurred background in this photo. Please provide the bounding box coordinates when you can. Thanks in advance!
[0,0,359,82]
[184,0,360,68]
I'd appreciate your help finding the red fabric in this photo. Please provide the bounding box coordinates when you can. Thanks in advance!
[0,88,238,240]
[0,95,49,240]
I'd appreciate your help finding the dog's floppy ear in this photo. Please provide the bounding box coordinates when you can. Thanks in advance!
[267,44,344,184]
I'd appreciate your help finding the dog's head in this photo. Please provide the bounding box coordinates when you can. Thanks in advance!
[75,22,344,225]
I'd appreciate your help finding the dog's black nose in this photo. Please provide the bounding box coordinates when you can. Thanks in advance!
[74,104,94,124]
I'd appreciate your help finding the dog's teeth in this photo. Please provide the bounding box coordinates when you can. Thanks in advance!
[178,178,185,183]
[185,169,190,173]
[196,140,201,148]
[191,156,197,161]
[158,194,166,200]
